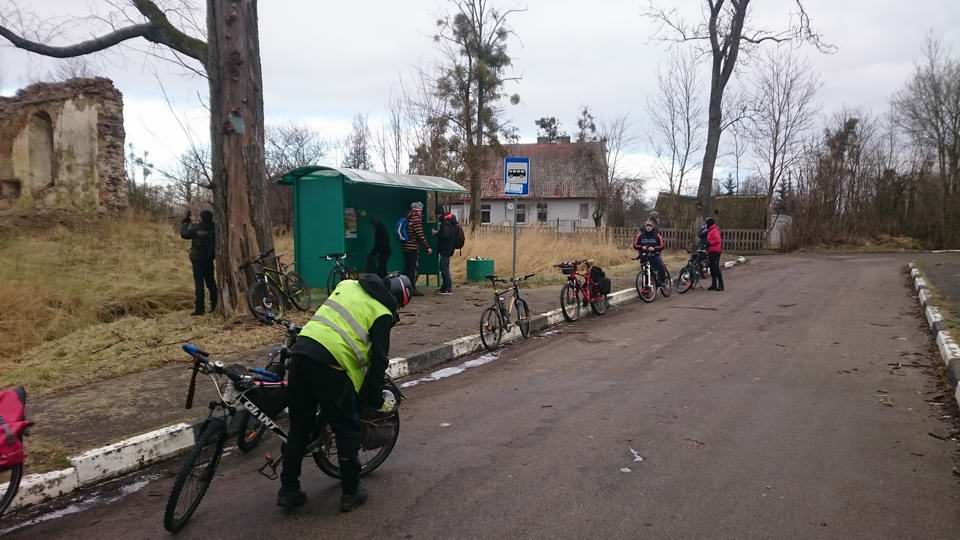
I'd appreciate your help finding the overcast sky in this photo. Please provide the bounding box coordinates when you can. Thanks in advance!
[2,0,959,196]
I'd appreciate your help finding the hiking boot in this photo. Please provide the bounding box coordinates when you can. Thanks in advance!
[437,289,453,295]
[191,310,204,316]
[707,285,718,291]
[340,485,368,513]
[277,489,307,508]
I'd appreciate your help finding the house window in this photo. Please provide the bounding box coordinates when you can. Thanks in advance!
[536,202,548,222]
[579,203,589,220]
[515,203,527,224]
[480,203,491,224]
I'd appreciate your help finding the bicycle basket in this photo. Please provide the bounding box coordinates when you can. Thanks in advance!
[559,263,576,275]
[245,383,288,418]
[360,413,398,450]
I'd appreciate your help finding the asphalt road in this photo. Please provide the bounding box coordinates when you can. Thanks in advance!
[5,254,959,539]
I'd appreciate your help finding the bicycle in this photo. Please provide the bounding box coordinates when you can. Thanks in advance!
[323,253,359,295]
[163,331,403,533]
[243,249,310,321]
[235,313,301,453]
[635,252,673,303]
[677,248,710,294]
[0,387,31,518]
[479,273,536,351]
[555,259,609,322]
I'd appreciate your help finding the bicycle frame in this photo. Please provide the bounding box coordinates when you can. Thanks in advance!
[566,263,603,303]
[638,255,655,289]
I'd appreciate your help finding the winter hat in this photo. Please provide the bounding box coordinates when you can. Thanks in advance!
[410,201,424,211]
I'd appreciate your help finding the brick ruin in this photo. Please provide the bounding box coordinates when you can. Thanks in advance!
[0,77,127,213]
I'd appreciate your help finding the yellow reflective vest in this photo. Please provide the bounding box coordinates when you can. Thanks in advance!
[298,280,392,392]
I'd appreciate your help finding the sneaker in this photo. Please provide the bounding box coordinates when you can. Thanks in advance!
[717,286,725,292]
[191,310,204,316]
[340,485,368,513]
[277,489,307,508]
[707,286,718,291]
[438,290,453,295]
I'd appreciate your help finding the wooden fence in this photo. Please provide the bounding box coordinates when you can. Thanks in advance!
[475,224,768,253]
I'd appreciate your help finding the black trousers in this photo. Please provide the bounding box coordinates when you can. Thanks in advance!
[191,258,218,312]
[708,253,724,289]
[402,251,419,289]
[368,251,390,278]
[280,355,362,495]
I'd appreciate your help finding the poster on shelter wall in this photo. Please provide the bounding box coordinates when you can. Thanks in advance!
[344,208,357,239]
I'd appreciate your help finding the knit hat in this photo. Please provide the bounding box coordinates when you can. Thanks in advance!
[410,201,424,210]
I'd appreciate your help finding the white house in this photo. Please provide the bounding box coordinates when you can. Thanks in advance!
[449,137,605,231]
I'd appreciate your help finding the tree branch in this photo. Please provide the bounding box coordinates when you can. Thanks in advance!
[0,21,154,58]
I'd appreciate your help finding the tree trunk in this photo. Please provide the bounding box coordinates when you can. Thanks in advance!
[697,94,723,217]
[207,0,273,316]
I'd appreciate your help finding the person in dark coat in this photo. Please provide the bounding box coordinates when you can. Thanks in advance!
[433,210,458,295]
[180,209,218,315]
[367,216,391,278]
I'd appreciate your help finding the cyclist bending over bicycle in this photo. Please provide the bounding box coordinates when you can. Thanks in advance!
[278,273,412,512]
[633,220,667,285]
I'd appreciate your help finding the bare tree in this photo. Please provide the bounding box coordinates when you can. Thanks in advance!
[749,46,820,203]
[48,56,100,80]
[403,64,464,181]
[432,0,523,230]
[893,34,960,245]
[0,0,273,317]
[342,113,375,171]
[575,107,641,226]
[646,50,705,195]
[644,0,832,217]
[373,95,406,174]
[262,123,324,228]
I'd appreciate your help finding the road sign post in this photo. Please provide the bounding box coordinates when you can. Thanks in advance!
[504,157,530,279]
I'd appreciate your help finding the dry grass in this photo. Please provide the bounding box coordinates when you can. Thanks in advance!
[454,229,687,285]
[0,212,301,396]
[809,234,924,253]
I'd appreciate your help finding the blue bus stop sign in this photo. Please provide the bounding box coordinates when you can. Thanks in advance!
[504,156,529,197]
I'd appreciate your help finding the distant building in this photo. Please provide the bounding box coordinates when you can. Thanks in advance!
[450,136,605,231]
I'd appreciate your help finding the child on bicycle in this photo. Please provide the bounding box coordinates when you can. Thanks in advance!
[633,220,666,285]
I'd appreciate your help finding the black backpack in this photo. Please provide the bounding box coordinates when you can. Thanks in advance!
[590,266,612,295]
[453,222,466,250]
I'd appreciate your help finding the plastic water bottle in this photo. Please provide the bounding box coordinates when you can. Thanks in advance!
[379,390,398,413]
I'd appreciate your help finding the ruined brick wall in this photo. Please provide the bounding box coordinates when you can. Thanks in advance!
[0,77,127,213]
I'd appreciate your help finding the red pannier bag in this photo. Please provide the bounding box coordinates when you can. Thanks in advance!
[0,387,31,468]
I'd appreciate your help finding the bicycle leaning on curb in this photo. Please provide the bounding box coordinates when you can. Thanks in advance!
[479,273,535,351]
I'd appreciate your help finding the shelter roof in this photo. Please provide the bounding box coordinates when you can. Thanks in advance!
[280,166,467,194]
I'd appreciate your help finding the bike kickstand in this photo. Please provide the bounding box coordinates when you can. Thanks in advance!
[258,452,282,480]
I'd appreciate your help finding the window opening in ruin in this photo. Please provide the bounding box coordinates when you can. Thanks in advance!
[0,180,21,200]
[28,111,56,189]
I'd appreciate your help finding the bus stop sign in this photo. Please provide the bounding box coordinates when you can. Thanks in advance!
[504,156,529,196]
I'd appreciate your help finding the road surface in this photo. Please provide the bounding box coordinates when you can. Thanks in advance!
[4,254,959,539]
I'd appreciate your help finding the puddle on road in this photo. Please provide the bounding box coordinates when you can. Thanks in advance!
[401,353,499,388]
[0,474,158,536]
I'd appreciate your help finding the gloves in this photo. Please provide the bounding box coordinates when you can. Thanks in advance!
[361,379,385,410]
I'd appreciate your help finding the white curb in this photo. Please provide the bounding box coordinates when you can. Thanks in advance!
[69,423,195,486]
[2,467,79,511]
[907,262,960,411]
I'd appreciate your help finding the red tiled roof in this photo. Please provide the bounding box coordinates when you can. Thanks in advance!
[463,141,605,200]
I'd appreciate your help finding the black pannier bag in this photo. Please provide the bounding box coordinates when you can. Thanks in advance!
[246,383,288,418]
[360,413,399,450]
[590,266,612,295]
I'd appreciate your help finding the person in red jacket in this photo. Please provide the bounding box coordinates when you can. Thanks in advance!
[705,217,724,291]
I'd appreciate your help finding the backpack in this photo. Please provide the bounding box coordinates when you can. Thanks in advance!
[0,387,31,468]
[454,222,466,250]
[395,216,410,242]
[590,266,612,295]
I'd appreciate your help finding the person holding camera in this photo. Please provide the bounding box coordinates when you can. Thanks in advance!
[180,209,218,315]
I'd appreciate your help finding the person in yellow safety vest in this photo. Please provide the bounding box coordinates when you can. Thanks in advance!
[278,273,412,512]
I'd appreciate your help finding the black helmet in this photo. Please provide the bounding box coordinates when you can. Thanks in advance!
[387,274,412,308]
[705,217,716,227]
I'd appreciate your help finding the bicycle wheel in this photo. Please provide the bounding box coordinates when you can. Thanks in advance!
[327,269,345,295]
[638,270,656,303]
[480,307,503,351]
[677,266,695,294]
[248,281,284,321]
[163,418,227,533]
[590,287,609,315]
[514,298,531,338]
[312,386,401,479]
[235,410,267,453]
[284,271,310,311]
[0,464,24,518]
[560,282,581,322]
[660,268,674,297]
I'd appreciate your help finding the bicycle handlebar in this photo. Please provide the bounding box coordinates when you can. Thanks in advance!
[553,259,590,268]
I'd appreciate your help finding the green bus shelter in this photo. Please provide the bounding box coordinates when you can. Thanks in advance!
[280,166,467,289]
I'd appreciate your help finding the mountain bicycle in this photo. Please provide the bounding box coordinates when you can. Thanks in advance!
[479,273,536,351]
[0,387,31,518]
[324,253,359,295]
[243,249,311,321]
[555,259,609,322]
[635,252,673,303]
[677,248,710,294]
[163,332,403,533]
